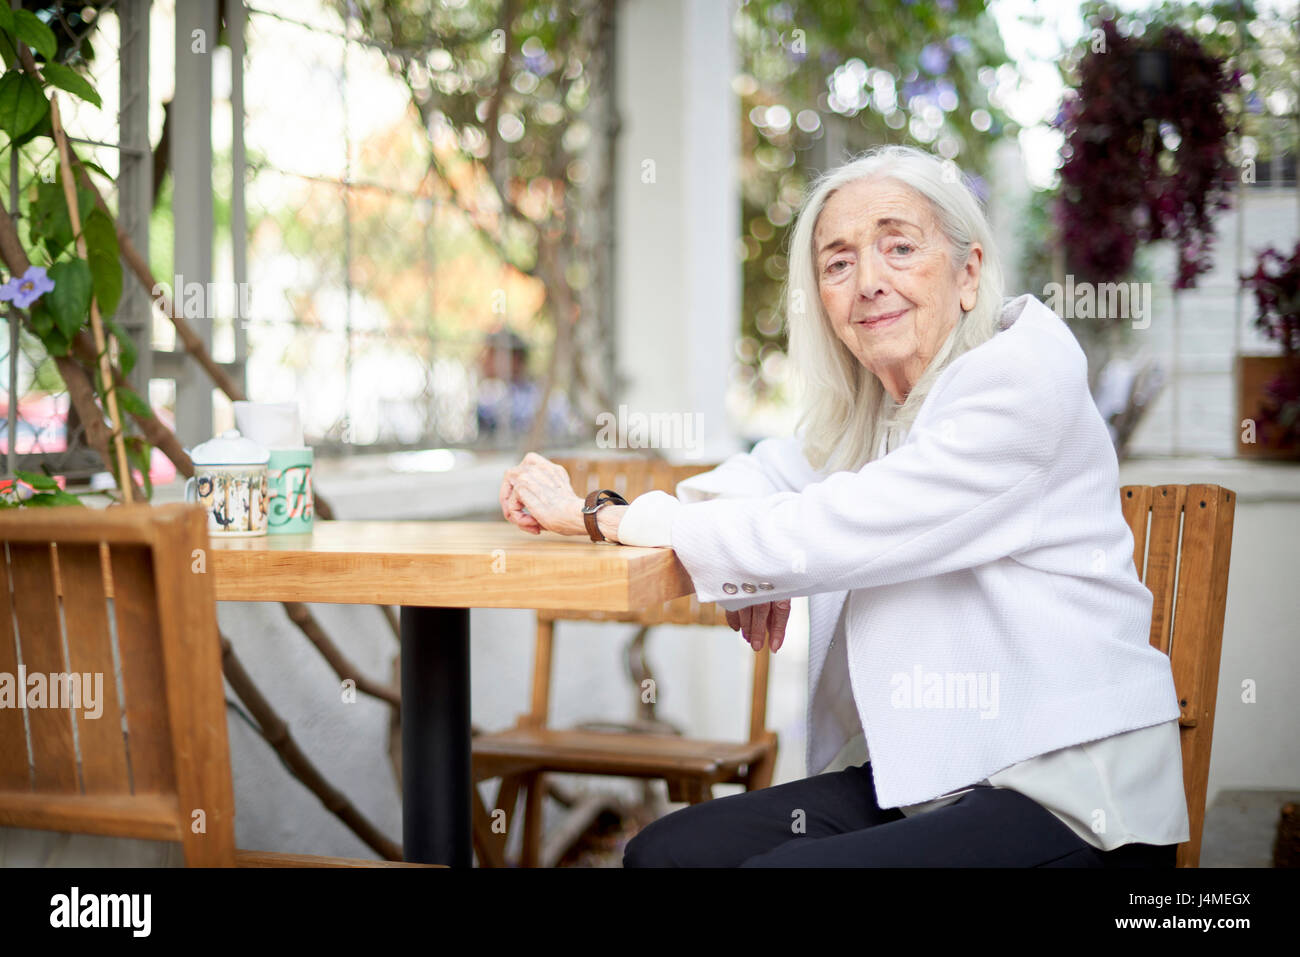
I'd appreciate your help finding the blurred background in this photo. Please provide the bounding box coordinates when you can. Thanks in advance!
[1,0,1296,867]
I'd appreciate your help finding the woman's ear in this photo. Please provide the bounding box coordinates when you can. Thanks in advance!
[958,243,983,313]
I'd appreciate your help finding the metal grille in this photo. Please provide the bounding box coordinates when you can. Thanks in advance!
[241,2,586,455]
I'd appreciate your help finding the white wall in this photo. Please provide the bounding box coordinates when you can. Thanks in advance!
[613,0,741,465]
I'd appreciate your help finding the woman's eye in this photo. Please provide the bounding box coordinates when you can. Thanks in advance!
[825,260,849,274]
[888,242,914,255]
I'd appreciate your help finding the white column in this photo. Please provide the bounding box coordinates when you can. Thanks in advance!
[172,0,216,446]
[613,0,741,464]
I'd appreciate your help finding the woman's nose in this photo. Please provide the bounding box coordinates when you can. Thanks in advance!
[856,249,890,300]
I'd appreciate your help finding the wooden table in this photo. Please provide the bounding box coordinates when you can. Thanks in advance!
[208,520,695,866]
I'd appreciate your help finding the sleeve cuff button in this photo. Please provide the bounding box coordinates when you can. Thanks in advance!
[722,582,738,594]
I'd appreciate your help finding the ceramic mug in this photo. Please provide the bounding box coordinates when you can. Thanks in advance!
[185,464,269,536]
[267,447,313,534]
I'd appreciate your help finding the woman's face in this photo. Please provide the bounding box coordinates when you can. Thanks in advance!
[813,177,982,403]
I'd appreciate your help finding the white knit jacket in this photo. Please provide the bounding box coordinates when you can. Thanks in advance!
[661,294,1181,808]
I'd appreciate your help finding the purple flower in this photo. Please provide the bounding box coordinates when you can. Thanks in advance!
[0,265,54,309]
[920,43,949,75]
[523,52,553,76]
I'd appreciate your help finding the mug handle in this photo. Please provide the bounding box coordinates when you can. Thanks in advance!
[185,476,196,502]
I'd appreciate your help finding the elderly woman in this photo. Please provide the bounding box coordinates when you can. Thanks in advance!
[499,145,1188,867]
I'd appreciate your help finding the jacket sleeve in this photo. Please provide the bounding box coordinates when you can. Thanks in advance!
[674,435,823,502]
[616,435,823,547]
[669,344,1062,609]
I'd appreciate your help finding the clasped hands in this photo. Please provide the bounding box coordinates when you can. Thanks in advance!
[500,450,789,653]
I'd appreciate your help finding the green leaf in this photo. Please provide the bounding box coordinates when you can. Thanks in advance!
[46,258,93,339]
[124,435,153,499]
[74,156,111,180]
[84,207,121,316]
[13,10,57,61]
[28,178,94,256]
[0,71,48,140]
[0,7,15,36]
[22,488,83,507]
[105,316,136,377]
[28,300,54,338]
[41,62,101,109]
[15,468,58,489]
[115,386,151,418]
[9,108,51,148]
[43,324,69,356]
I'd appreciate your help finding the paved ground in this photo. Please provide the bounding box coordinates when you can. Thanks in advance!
[1200,789,1300,867]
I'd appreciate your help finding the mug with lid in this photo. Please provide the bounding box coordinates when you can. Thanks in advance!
[184,429,270,537]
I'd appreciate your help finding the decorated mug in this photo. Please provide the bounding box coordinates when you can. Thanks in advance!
[184,430,270,537]
[267,447,314,534]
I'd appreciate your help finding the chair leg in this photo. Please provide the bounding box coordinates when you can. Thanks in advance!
[520,771,545,867]
[744,732,779,791]
[687,780,713,804]
[472,781,508,868]
[666,776,713,804]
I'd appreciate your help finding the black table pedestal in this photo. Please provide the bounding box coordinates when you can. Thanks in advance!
[400,605,471,866]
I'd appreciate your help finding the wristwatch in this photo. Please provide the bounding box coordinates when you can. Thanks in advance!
[582,489,629,542]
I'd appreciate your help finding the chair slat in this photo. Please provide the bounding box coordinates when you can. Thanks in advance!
[149,506,236,866]
[1120,485,1152,580]
[0,544,29,789]
[1144,485,1186,654]
[1168,485,1235,868]
[109,544,175,794]
[56,543,131,793]
[7,543,78,791]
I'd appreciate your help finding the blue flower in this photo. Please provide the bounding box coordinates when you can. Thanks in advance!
[919,43,949,75]
[0,265,55,309]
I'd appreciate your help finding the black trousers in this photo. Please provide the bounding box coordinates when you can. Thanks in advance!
[623,761,1179,867]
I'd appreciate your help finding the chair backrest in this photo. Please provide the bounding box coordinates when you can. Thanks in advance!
[524,456,771,742]
[1121,484,1235,868]
[0,503,236,866]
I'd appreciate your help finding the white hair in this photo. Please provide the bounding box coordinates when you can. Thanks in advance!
[784,144,1006,474]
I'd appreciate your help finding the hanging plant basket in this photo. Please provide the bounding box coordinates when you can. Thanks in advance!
[1054,19,1240,290]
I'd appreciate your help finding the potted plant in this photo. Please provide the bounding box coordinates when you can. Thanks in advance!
[1238,242,1300,460]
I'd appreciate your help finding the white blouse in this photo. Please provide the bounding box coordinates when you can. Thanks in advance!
[618,430,1191,852]
[816,597,1189,851]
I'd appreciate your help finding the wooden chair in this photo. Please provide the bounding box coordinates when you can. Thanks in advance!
[0,502,435,867]
[471,457,779,867]
[1121,484,1235,868]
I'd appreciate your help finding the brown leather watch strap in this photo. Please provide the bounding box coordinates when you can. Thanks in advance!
[583,489,628,542]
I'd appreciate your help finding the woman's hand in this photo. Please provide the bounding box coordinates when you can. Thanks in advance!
[500,452,586,537]
[726,600,791,654]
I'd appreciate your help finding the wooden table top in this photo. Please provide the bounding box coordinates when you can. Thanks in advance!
[206,520,696,611]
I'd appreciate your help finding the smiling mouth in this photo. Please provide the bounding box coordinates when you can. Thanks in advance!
[854,308,907,327]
